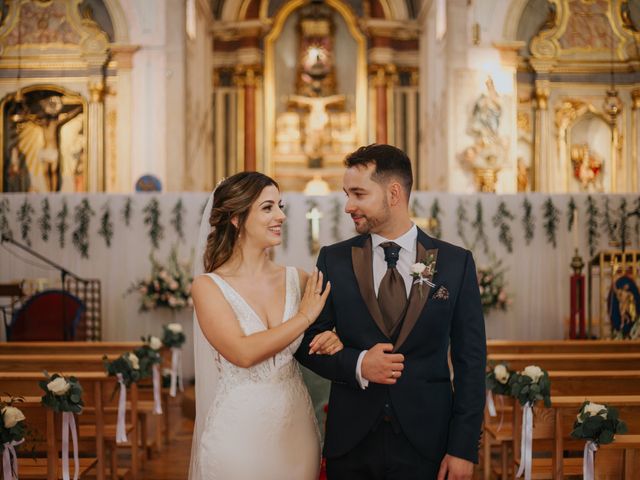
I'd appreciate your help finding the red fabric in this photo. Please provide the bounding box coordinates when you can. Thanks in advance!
[9,290,83,341]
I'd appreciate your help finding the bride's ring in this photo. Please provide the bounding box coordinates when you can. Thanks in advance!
[390,371,396,378]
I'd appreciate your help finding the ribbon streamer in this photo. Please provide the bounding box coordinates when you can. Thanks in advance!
[61,412,79,480]
[516,402,533,480]
[170,347,184,397]
[583,440,598,480]
[2,439,24,480]
[116,373,128,444]
[487,390,497,417]
[152,364,163,414]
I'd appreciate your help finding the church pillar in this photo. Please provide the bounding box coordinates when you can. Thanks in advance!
[533,80,550,191]
[110,45,139,192]
[242,67,258,172]
[631,88,640,192]
[88,80,105,192]
[373,65,388,143]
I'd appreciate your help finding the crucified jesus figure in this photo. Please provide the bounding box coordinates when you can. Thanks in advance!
[289,94,344,159]
[28,96,82,191]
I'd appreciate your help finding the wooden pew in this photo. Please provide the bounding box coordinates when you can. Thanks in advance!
[487,353,640,371]
[484,370,640,480]
[487,339,640,355]
[0,352,173,453]
[0,341,143,355]
[0,367,140,480]
[513,395,640,479]
[598,434,640,478]
[0,386,102,480]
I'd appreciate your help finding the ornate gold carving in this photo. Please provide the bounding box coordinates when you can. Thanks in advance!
[88,82,104,103]
[535,83,551,110]
[632,89,640,110]
[517,111,532,133]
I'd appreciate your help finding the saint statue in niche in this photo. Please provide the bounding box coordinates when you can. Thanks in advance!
[570,143,604,191]
[469,77,502,147]
[607,265,640,339]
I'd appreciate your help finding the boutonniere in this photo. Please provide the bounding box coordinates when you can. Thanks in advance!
[410,252,437,298]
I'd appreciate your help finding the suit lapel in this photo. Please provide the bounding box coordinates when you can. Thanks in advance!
[393,231,439,352]
[351,236,390,339]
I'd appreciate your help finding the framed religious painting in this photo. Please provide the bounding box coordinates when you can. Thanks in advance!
[1,86,88,193]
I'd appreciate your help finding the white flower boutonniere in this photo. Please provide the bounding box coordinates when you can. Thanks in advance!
[410,253,437,298]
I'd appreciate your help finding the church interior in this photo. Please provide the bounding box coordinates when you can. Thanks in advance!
[1,0,640,478]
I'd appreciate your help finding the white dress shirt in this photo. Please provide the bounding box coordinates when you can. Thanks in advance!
[356,224,418,388]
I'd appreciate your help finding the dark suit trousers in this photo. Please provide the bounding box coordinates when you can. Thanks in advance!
[326,419,441,480]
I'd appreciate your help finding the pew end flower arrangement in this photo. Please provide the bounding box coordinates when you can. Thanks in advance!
[486,363,515,396]
[1,398,26,444]
[134,335,163,379]
[571,402,627,446]
[40,373,84,413]
[103,352,142,387]
[510,365,552,408]
[162,323,186,349]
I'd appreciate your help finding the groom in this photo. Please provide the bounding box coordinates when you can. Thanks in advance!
[295,144,486,480]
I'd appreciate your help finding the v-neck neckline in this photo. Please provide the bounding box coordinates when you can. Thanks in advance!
[212,267,290,331]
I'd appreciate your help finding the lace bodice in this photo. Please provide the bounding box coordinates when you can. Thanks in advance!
[203,266,303,389]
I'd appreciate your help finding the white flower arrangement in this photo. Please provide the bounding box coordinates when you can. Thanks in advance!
[1,406,25,429]
[128,246,193,312]
[477,260,511,313]
[410,252,437,298]
[571,401,627,445]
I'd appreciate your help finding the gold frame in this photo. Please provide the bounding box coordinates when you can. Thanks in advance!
[263,0,367,177]
[0,84,89,192]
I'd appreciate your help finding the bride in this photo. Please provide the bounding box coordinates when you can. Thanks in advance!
[189,172,340,480]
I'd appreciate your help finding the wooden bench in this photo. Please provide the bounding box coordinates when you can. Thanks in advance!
[0,368,140,480]
[0,341,143,355]
[487,339,640,355]
[484,370,640,480]
[487,353,640,371]
[0,396,99,480]
[511,395,640,479]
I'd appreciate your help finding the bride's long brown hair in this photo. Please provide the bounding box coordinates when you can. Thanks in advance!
[203,172,280,272]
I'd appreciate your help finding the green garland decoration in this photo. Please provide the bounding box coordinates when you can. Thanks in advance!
[471,200,489,254]
[602,197,617,243]
[170,199,185,240]
[0,198,12,240]
[456,200,471,248]
[430,199,442,239]
[542,197,560,248]
[522,197,535,245]
[143,198,164,249]
[567,197,577,232]
[39,198,51,242]
[56,200,69,248]
[586,196,601,257]
[17,198,35,246]
[619,198,629,250]
[305,199,319,256]
[492,201,515,253]
[98,202,114,248]
[72,199,95,258]
[121,198,132,226]
[331,198,342,243]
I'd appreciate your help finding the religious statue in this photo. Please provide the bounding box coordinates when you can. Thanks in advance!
[607,265,640,339]
[469,77,502,147]
[289,94,344,161]
[570,143,603,191]
[517,157,530,192]
[10,94,83,192]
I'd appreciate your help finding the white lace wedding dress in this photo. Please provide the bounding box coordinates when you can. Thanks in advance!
[196,267,321,480]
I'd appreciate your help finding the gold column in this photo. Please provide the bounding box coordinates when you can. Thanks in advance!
[372,66,388,144]
[533,80,550,191]
[631,89,640,192]
[88,81,105,192]
[236,67,259,172]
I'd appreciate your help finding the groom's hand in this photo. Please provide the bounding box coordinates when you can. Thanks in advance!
[437,454,473,480]
[361,343,404,384]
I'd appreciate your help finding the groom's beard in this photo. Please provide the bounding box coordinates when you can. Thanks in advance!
[353,199,391,235]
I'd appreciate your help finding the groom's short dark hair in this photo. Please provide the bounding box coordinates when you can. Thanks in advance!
[344,144,413,195]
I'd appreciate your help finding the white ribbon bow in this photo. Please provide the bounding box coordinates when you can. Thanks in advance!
[583,440,598,480]
[116,373,128,444]
[61,412,79,480]
[516,402,533,480]
[152,364,163,414]
[2,439,24,480]
[487,390,497,417]
[170,347,184,398]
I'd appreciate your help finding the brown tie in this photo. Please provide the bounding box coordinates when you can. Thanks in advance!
[378,242,407,334]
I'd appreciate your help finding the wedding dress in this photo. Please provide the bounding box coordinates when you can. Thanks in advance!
[195,266,321,480]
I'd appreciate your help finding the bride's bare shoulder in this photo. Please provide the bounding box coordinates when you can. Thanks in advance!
[191,274,223,298]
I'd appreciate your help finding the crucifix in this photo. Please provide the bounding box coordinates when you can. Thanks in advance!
[305,206,323,254]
